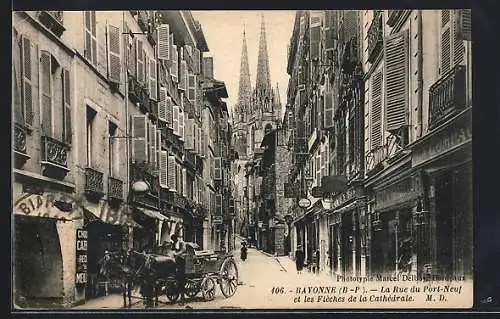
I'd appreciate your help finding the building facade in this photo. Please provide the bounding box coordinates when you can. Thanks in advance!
[12,10,234,308]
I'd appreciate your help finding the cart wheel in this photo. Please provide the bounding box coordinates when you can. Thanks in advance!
[219,258,238,298]
[185,280,200,299]
[165,281,180,303]
[201,276,216,301]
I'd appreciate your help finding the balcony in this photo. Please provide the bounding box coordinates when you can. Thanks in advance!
[108,177,124,201]
[128,74,150,113]
[38,11,65,37]
[131,162,159,197]
[173,192,187,210]
[14,123,30,168]
[85,167,104,196]
[183,94,195,118]
[41,135,70,178]
[387,10,406,27]
[367,11,383,63]
[136,11,157,46]
[164,127,184,152]
[195,154,204,175]
[365,145,386,175]
[428,65,467,130]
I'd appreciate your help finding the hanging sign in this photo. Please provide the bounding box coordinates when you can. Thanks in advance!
[298,198,312,209]
[75,228,88,286]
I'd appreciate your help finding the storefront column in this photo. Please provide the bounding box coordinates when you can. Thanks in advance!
[56,220,78,306]
[203,218,209,250]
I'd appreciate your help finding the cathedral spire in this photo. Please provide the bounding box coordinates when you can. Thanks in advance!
[236,25,252,121]
[255,13,272,95]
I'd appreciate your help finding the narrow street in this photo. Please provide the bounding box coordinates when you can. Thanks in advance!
[73,236,331,310]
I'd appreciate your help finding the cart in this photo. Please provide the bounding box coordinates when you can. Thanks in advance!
[155,242,239,303]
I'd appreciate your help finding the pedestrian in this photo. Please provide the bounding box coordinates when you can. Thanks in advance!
[171,234,187,305]
[295,245,305,274]
[240,241,248,261]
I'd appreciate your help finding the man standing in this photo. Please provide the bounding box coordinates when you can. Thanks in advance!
[171,234,187,305]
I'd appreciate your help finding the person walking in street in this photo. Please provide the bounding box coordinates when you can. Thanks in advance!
[295,245,305,274]
[240,241,248,261]
[171,234,187,305]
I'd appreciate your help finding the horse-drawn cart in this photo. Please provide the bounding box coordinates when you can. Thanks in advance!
[153,242,239,303]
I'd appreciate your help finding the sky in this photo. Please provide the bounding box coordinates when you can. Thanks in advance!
[192,11,296,116]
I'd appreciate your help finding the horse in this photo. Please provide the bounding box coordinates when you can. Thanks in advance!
[98,249,145,308]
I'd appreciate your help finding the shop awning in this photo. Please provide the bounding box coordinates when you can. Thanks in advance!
[136,207,169,221]
[13,192,83,221]
[84,200,140,228]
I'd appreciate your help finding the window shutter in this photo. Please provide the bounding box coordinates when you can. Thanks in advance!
[136,38,144,83]
[173,104,179,135]
[160,150,168,188]
[149,58,157,100]
[132,115,148,163]
[201,128,206,156]
[315,154,321,185]
[179,108,185,140]
[171,45,178,83]
[185,117,193,150]
[13,30,23,124]
[158,86,167,122]
[107,23,121,84]
[193,123,198,154]
[440,10,452,75]
[176,164,182,193]
[62,68,72,144]
[453,11,466,66]
[309,13,322,61]
[187,73,195,103]
[456,9,471,41]
[182,168,188,196]
[84,11,97,65]
[322,147,328,177]
[21,36,33,125]
[149,123,156,166]
[214,157,222,180]
[40,51,52,136]
[370,71,383,149]
[323,90,334,129]
[193,48,201,74]
[156,128,161,168]
[384,29,409,132]
[198,126,202,155]
[167,155,176,189]
[215,194,222,216]
[127,32,136,76]
[202,57,213,79]
[157,24,170,61]
[166,96,173,128]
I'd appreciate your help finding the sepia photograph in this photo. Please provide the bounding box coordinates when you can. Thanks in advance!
[11,9,473,310]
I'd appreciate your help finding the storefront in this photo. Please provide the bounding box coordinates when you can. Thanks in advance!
[83,199,138,299]
[327,185,366,277]
[13,185,84,307]
[411,109,472,279]
[369,169,422,277]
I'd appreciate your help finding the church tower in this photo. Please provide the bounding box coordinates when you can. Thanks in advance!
[233,27,252,159]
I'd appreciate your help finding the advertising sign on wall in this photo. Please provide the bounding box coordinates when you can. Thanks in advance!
[75,228,88,287]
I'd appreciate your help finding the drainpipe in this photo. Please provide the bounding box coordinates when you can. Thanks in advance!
[416,10,423,138]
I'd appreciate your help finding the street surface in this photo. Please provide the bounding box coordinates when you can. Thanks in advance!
[73,236,332,310]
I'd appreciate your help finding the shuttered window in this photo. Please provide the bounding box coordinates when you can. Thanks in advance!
[185,117,194,150]
[214,157,222,180]
[193,48,201,74]
[13,30,23,124]
[62,68,72,144]
[166,96,173,128]
[370,71,383,149]
[179,60,187,90]
[158,86,167,122]
[201,128,206,156]
[193,123,198,154]
[440,10,452,75]
[456,9,471,41]
[202,57,213,79]
[173,104,179,135]
[156,128,161,169]
[215,194,222,216]
[452,11,465,66]
[84,11,97,65]
[136,38,144,83]
[132,115,148,163]
[188,73,196,103]
[160,150,168,188]
[323,90,334,129]
[149,123,156,166]
[440,10,466,76]
[167,155,176,189]
[171,45,178,83]
[157,24,170,61]
[384,29,409,132]
[182,168,188,196]
[179,108,185,140]
[126,28,136,76]
[149,58,157,100]
[20,36,34,125]
[309,12,322,61]
[40,51,53,136]
[315,153,321,186]
[107,24,121,84]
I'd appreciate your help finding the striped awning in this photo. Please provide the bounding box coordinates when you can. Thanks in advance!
[84,200,140,228]
[136,207,169,221]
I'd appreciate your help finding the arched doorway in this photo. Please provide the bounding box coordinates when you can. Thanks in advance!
[14,216,64,304]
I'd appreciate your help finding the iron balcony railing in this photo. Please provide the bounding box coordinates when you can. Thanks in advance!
[85,167,104,195]
[428,65,467,130]
[41,135,70,169]
[367,11,383,63]
[108,177,124,201]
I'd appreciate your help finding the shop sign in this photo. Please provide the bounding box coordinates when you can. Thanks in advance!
[75,228,88,286]
[212,215,223,225]
[14,192,83,220]
[375,176,419,211]
[412,119,472,167]
[298,198,311,208]
[332,187,358,209]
